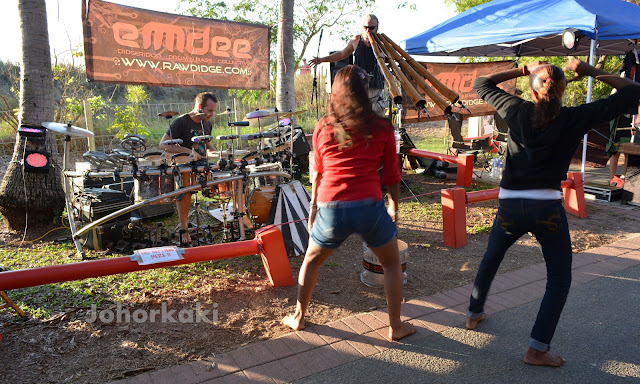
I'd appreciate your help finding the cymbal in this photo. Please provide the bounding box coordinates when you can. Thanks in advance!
[279,110,307,119]
[158,111,179,118]
[208,149,250,158]
[42,122,94,138]
[192,135,213,143]
[218,110,237,116]
[216,134,239,140]
[245,110,275,119]
[193,112,208,118]
[162,138,184,146]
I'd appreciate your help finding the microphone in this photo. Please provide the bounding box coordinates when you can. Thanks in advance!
[228,121,250,126]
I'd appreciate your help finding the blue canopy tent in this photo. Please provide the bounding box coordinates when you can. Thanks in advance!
[400,0,640,174]
[401,0,640,57]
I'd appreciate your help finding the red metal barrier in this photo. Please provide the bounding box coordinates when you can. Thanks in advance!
[441,172,587,248]
[0,226,294,291]
[406,148,474,187]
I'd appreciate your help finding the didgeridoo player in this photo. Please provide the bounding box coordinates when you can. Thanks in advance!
[465,59,640,366]
[282,65,415,341]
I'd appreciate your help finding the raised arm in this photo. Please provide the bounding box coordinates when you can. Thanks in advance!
[309,37,358,67]
[483,61,549,85]
[564,59,640,91]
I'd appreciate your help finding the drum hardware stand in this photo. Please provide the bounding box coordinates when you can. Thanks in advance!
[387,99,421,203]
[311,28,323,120]
[43,121,96,259]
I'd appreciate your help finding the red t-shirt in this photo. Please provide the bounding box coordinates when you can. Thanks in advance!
[313,116,401,203]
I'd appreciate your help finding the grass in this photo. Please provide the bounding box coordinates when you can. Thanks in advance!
[412,134,449,155]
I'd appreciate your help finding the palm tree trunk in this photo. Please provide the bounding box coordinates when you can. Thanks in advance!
[0,0,65,229]
[276,0,295,113]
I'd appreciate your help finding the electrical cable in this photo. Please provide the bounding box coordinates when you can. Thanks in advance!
[18,137,29,248]
[0,226,69,249]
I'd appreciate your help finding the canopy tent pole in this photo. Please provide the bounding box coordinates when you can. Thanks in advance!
[580,38,598,178]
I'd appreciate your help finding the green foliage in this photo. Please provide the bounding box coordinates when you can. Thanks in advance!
[108,86,151,139]
[179,0,377,71]
[444,0,491,13]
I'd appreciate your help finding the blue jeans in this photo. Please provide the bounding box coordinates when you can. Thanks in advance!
[467,198,572,352]
[311,199,396,249]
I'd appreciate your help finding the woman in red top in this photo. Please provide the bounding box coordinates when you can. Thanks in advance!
[282,65,415,341]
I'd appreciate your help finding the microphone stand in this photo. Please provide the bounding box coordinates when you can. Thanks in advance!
[311,29,323,121]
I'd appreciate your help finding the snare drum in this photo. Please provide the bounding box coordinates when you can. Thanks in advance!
[247,186,275,224]
[134,170,176,204]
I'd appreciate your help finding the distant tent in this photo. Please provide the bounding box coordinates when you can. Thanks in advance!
[268,181,311,257]
[401,0,640,57]
[401,0,640,172]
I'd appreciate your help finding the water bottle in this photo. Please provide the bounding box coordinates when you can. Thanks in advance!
[394,130,401,154]
[496,158,504,179]
[489,158,497,178]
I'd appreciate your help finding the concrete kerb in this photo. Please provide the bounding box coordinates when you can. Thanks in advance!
[115,234,640,384]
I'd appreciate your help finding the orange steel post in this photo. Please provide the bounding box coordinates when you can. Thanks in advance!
[456,154,475,188]
[562,172,588,219]
[0,228,295,291]
[255,225,295,286]
[441,175,587,249]
[405,148,473,187]
[441,187,468,248]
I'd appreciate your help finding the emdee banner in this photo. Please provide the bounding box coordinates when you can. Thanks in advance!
[402,61,517,122]
[82,0,270,89]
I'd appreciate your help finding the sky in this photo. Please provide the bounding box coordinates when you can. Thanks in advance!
[0,0,456,64]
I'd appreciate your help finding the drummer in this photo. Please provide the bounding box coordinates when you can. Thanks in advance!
[159,92,218,245]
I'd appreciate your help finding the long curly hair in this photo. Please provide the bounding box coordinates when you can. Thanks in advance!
[322,65,373,148]
[529,64,567,131]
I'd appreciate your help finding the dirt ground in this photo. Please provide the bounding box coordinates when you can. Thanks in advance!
[1,124,639,383]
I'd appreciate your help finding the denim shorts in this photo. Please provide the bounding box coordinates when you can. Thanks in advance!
[311,199,396,249]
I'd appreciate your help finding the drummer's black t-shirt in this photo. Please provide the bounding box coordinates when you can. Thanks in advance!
[166,113,213,157]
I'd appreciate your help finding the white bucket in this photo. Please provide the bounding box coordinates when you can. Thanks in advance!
[360,239,408,287]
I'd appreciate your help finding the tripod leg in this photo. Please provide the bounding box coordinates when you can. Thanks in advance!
[399,154,421,203]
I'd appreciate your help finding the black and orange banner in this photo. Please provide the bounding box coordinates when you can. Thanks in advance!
[402,61,517,122]
[82,0,270,89]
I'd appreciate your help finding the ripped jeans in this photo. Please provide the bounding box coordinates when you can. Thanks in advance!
[468,198,572,352]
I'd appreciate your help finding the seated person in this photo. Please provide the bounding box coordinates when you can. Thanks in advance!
[159,92,218,245]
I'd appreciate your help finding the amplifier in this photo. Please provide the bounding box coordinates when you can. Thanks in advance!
[76,188,132,223]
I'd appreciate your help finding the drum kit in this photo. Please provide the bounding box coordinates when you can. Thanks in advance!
[42,107,307,256]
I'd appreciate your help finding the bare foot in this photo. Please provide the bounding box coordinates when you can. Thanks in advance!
[524,347,566,367]
[466,314,486,330]
[388,322,416,341]
[282,313,305,331]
